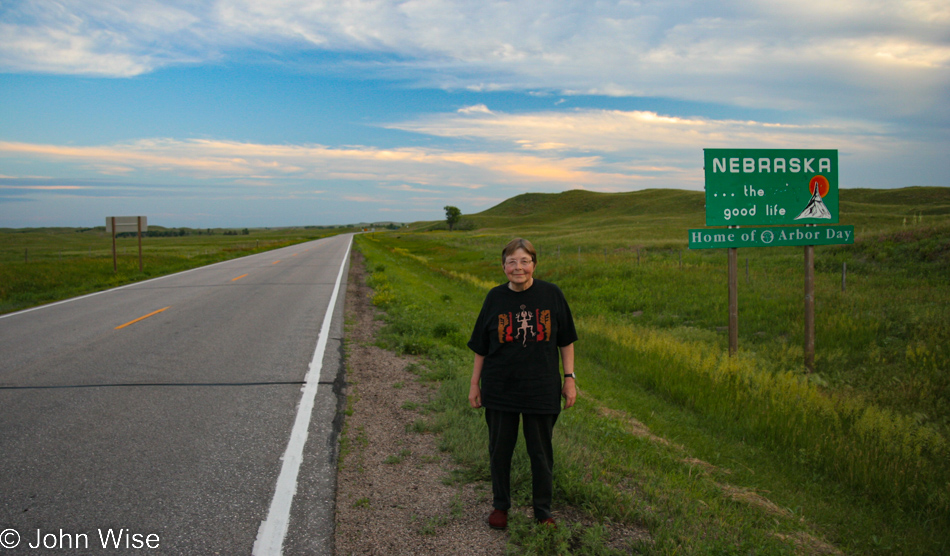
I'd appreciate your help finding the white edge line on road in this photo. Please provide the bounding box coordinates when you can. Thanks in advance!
[0,237,331,321]
[253,234,352,556]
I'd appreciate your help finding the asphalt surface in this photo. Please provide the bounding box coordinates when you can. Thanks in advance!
[0,233,353,555]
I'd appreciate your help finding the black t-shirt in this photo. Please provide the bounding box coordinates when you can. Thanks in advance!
[467,279,578,414]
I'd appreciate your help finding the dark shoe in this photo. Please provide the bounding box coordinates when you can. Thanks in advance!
[538,517,556,528]
[488,509,508,530]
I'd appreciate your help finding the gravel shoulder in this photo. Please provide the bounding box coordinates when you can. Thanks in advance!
[333,251,508,555]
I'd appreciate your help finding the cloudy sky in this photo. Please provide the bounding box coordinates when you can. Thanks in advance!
[1,0,948,228]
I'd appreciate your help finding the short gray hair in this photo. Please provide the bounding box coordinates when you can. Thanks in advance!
[501,238,537,264]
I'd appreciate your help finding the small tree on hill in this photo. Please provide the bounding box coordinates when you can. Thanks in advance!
[444,205,461,231]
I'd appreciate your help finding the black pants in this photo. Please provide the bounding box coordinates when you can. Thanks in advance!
[485,408,559,521]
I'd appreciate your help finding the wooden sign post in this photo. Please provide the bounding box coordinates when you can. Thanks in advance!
[111,216,117,272]
[728,246,739,357]
[804,243,815,372]
[137,216,143,272]
[106,216,147,273]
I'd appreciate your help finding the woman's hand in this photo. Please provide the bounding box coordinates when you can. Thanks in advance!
[469,354,484,409]
[468,384,482,408]
[559,343,576,409]
[561,379,576,409]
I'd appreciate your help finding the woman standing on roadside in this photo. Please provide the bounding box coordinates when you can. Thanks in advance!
[467,238,577,529]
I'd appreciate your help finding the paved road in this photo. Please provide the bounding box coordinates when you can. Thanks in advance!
[0,233,352,555]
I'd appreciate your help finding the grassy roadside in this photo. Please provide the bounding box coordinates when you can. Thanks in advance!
[0,226,350,314]
[355,227,949,555]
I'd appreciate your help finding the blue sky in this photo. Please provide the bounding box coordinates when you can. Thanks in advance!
[1,1,948,228]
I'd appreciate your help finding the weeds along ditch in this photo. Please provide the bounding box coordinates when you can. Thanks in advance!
[355,225,949,554]
[0,227,347,314]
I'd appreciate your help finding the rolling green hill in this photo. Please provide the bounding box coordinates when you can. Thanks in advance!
[469,186,950,227]
[416,187,950,252]
[480,188,705,219]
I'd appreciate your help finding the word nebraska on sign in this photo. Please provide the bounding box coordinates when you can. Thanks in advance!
[688,225,855,249]
[704,149,839,227]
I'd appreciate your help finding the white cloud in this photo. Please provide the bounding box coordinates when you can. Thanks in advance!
[390,107,888,155]
[0,0,946,225]
[0,89,935,200]
[0,185,86,190]
[0,21,151,76]
[380,184,441,193]
[0,137,630,191]
[0,0,207,76]
[389,104,948,189]
[458,104,493,115]
[1,0,946,125]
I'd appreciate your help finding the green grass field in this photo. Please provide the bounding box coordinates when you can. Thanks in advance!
[352,186,950,554]
[0,226,350,314]
[4,187,948,553]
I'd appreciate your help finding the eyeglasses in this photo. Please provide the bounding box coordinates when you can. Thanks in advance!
[504,258,534,268]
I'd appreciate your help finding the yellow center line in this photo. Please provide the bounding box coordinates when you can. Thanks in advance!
[115,306,171,330]
[232,273,248,282]
[272,260,281,264]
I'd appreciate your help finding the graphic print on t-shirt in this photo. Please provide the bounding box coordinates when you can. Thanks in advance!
[498,304,552,347]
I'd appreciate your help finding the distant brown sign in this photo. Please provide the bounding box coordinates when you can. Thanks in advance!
[106,216,147,272]
[105,216,147,233]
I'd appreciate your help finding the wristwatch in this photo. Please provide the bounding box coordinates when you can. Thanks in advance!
[563,373,575,379]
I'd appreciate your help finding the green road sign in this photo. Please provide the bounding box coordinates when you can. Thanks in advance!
[688,225,854,249]
[704,149,838,226]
